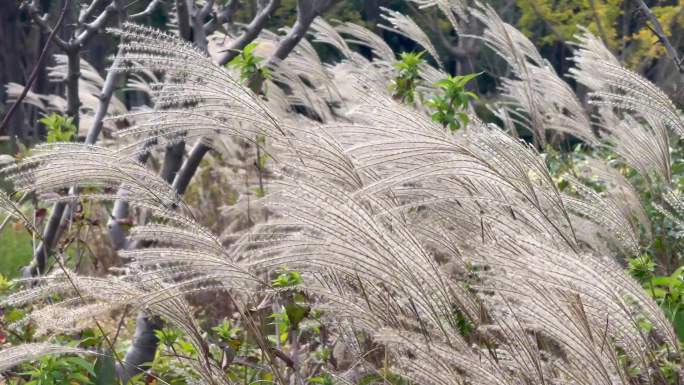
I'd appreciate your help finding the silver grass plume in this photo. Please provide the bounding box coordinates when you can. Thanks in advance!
[568,27,620,91]
[0,190,34,232]
[575,42,684,138]
[1,143,189,215]
[601,112,671,184]
[5,23,682,385]
[575,158,652,241]
[335,22,396,63]
[474,236,680,368]
[378,7,444,69]
[310,17,354,59]
[654,190,684,235]
[108,23,284,148]
[470,3,544,70]
[562,176,640,254]
[257,26,343,121]
[474,4,596,145]
[0,344,89,372]
[410,0,466,31]
[571,30,673,184]
[470,3,547,145]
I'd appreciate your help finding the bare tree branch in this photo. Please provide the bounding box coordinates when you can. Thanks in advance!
[172,140,211,195]
[204,0,240,35]
[130,0,164,20]
[176,0,192,41]
[65,49,81,128]
[636,0,684,77]
[218,0,280,65]
[189,0,214,51]
[115,314,164,383]
[268,0,336,65]
[24,2,70,51]
[78,0,108,24]
[85,52,123,144]
[75,1,118,46]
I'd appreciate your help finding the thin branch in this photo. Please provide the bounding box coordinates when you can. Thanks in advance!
[267,0,337,66]
[218,0,280,65]
[79,0,108,24]
[204,0,240,35]
[636,0,684,75]
[86,50,124,144]
[75,1,118,46]
[172,140,211,195]
[587,0,610,49]
[130,0,164,20]
[24,3,70,51]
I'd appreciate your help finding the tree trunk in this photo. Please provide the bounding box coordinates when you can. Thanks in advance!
[0,1,31,147]
[66,48,81,129]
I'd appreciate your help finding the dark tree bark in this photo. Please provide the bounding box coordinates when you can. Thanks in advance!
[0,1,31,145]
[115,313,164,384]
[218,0,281,65]
[269,0,337,64]
[175,0,192,42]
[172,141,211,195]
[204,0,240,35]
[65,48,81,128]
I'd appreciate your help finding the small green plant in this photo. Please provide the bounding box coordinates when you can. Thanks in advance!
[270,269,309,343]
[21,355,95,385]
[212,319,242,351]
[390,51,425,105]
[452,306,474,337]
[309,374,334,385]
[154,326,182,348]
[628,254,656,282]
[227,42,271,86]
[40,113,77,143]
[628,254,684,340]
[427,73,481,131]
[229,43,270,199]
[272,270,303,288]
[0,273,11,294]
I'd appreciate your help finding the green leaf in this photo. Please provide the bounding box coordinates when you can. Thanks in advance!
[94,351,117,385]
[272,270,302,288]
[69,372,94,384]
[309,375,334,385]
[65,357,96,376]
[456,71,482,85]
[627,254,655,282]
[359,374,384,385]
[672,310,684,341]
[252,186,266,198]
[5,308,25,323]
[243,42,258,55]
[40,113,76,143]
[285,303,309,330]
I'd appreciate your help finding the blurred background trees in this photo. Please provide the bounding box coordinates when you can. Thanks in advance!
[2,0,683,154]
